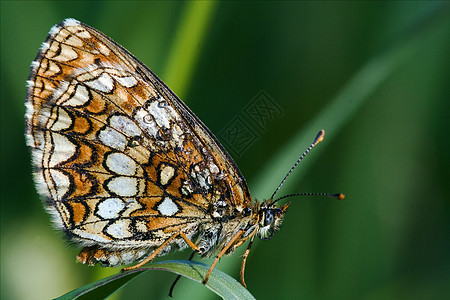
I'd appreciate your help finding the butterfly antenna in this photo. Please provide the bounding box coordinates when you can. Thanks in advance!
[270,130,326,201]
[273,192,345,205]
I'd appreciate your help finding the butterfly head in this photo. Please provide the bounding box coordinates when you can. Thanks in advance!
[256,201,290,240]
[252,131,329,241]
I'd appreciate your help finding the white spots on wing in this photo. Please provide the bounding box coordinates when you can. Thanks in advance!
[98,127,127,151]
[63,85,90,107]
[157,197,179,216]
[36,106,53,133]
[159,164,175,185]
[147,100,171,129]
[48,60,63,76]
[106,152,137,175]
[72,65,139,96]
[212,199,229,219]
[98,43,110,56]
[191,164,212,191]
[55,202,72,228]
[65,34,83,47]
[209,163,219,175]
[52,81,70,101]
[181,180,194,196]
[98,115,142,151]
[76,29,91,39]
[85,72,114,93]
[121,198,143,216]
[110,115,142,137]
[172,123,184,144]
[136,98,179,141]
[73,227,111,243]
[57,44,79,62]
[107,177,137,196]
[51,107,72,131]
[198,172,211,190]
[112,75,138,88]
[106,220,133,239]
[97,198,125,219]
[74,63,98,77]
[135,220,148,232]
[133,97,186,149]
[49,169,70,199]
[134,107,159,138]
[49,133,76,167]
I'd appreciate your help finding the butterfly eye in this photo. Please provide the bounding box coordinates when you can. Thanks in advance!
[263,209,274,226]
[257,209,276,240]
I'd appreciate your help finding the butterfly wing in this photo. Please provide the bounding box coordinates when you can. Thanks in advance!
[25,19,252,254]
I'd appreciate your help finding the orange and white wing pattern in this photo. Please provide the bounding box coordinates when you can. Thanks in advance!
[25,18,252,265]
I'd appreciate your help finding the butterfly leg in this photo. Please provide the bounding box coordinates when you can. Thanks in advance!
[203,229,244,284]
[179,231,201,252]
[122,231,200,271]
[240,232,256,287]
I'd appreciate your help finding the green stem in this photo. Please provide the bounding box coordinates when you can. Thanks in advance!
[163,1,218,99]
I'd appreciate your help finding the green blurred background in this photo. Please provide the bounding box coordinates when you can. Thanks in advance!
[1,1,449,299]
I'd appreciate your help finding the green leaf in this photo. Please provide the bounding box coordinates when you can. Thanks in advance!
[56,269,144,300]
[56,260,255,300]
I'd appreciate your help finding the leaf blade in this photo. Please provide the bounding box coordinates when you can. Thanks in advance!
[55,260,255,300]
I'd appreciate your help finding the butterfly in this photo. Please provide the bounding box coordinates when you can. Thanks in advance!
[25,18,344,288]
